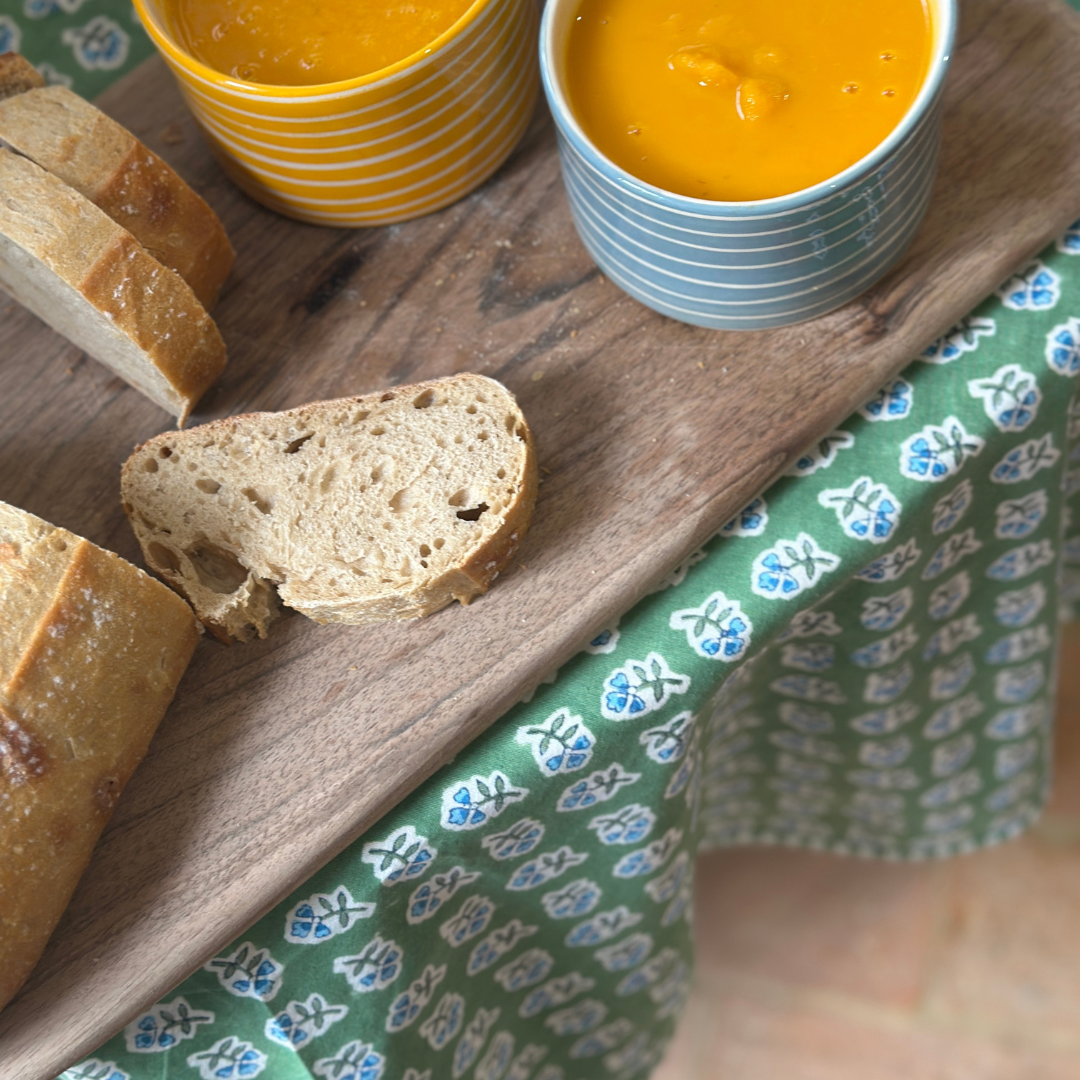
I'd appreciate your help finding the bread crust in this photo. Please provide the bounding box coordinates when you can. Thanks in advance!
[0,52,44,99]
[0,147,227,423]
[0,501,200,1012]
[122,374,538,639]
[0,82,234,309]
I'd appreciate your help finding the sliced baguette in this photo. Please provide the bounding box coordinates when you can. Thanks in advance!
[0,71,234,309]
[0,500,200,1011]
[0,52,44,100]
[121,374,538,642]
[0,147,226,423]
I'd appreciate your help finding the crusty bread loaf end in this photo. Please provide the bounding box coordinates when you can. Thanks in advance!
[0,147,226,423]
[0,84,235,309]
[0,501,200,1011]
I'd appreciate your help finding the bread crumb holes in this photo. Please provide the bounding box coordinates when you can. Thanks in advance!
[148,541,181,573]
[185,542,248,593]
[241,487,272,514]
[456,502,488,522]
[284,433,313,454]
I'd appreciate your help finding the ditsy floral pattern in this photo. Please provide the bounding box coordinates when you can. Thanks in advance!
[997,261,1062,311]
[899,417,984,481]
[3,0,153,99]
[818,477,902,543]
[920,316,997,364]
[1046,317,1080,376]
[44,6,1080,1077]
[859,377,914,421]
[968,365,1041,431]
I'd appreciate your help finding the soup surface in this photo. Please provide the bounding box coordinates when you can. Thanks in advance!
[166,0,474,85]
[565,0,932,201]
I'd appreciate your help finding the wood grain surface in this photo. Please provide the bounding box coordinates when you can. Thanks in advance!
[3,0,1080,1074]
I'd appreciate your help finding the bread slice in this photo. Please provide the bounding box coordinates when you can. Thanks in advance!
[0,500,200,1012]
[121,374,538,642]
[0,52,44,100]
[0,70,234,309]
[0,147,226,423]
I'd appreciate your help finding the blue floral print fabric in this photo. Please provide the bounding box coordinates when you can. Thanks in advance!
[0,0,153,101]
[8,3,1080,1079]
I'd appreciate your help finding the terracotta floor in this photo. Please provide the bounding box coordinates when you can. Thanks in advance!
[652,623,1080,1080]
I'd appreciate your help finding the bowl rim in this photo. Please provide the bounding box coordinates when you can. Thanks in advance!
[132,0,504,100]
[539,0,958,216]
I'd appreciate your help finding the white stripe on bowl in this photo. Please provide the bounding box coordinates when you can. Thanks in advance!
[574,177,937,317]
[560,129,938,269]
[231,84,536,211]
[567,177,934,308]
[195,58,535,192]
[244,112,534,221]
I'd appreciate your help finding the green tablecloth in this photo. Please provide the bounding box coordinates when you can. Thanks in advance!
[5,5,1080,1079]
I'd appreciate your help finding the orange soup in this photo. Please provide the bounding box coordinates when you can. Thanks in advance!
[565,0,932,201]
[165,0,475,85]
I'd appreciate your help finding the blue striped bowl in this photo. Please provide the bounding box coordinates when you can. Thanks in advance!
[540,0,957,330]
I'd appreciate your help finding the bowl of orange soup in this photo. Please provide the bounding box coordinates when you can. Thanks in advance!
[133,0,539,226]
[540,0,956,329]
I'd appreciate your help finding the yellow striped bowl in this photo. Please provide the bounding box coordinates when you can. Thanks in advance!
[133,0,539,227]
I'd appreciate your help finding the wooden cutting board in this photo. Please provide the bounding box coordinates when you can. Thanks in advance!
[3,0,1080,1074]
